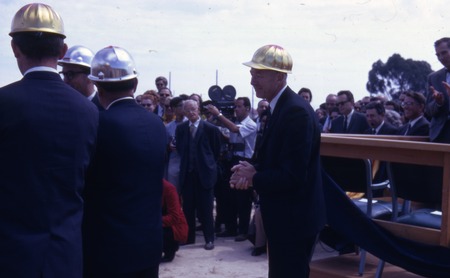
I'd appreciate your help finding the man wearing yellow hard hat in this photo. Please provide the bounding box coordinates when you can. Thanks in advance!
[0,4,98,277]
[230,45,325,277]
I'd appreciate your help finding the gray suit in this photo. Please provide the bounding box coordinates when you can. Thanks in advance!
[426,68,450,142]
[176,120,221,243]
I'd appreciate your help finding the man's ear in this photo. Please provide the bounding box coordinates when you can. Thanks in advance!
[133,78,139,93]
[11,40,21,58]
[59,43,68,59]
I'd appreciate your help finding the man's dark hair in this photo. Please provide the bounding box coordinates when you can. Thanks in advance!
[95,79,137,93]
[405,90,426,106]
[12,32,64,60]
[337,90,355,103]
[170,96,184,108]
[365,101,385,115]
[178,94,189,100]
[236,97,251,109]
[384,100,401,112]
[159,87,172,96]
[298,87,312,101]
[155,76,168,86]
[434,37,450,48]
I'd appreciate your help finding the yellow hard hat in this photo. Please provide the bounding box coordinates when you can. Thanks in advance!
[9,3,65,38]
[243,44,292,73]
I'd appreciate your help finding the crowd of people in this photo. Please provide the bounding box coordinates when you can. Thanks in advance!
[2,3,450,278]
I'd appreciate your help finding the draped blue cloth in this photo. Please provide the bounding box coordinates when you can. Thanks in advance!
[322,169,450,277]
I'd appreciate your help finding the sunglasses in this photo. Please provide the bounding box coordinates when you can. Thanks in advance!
[59,71,87,81]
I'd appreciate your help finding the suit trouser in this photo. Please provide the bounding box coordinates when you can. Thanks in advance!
[163,227,179,256]
[182,170,215,243]
[267,234,317,278]
[253,206,267,248]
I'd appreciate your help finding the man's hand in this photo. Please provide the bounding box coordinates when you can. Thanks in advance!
[430,82,450,106]
[206,104,220,117]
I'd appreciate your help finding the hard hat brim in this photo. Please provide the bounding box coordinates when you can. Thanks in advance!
[242,61,292,74]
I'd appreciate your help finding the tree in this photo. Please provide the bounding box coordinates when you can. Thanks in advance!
[366,53,433,100]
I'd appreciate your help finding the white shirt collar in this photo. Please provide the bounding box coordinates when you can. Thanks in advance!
[23,66,58,76]
[105,96,134,110]
[375,121,385,133]
[87,91,97,101]
[190,118,201,128]
[408,115,423,127]
[269,84,288,113]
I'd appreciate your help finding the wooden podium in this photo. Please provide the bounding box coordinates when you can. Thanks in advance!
[312,134,450,277]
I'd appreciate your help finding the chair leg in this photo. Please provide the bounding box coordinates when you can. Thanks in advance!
[358,248,366,276]
[375,260,385,278]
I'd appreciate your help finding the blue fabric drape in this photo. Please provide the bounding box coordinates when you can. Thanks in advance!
[322,169,450,277]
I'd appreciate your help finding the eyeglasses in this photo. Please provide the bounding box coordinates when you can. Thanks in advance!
[401,101,417,107]
[141,104,153,107]
[59,71,87,81]
[156,82,165,87]
[159,93,170,97]
[336,100,349,106]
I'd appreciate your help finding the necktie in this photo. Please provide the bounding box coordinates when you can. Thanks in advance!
[253,107,271,161]
[190,124,196,138]
[343,116,348,133]
[263,106,272,133]
[404,123,411,135]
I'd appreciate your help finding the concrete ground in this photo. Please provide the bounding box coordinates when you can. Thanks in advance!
[159,231,338,278]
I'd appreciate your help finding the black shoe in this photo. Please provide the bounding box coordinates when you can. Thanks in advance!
[204,242,214,250]
[216,230,237,237]
[234,234,248,242]
[251,246,266,256]
[161,252,175,263]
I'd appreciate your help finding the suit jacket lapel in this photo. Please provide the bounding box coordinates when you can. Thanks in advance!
[258,87,291,151]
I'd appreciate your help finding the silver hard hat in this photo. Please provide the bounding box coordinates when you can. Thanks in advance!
[10,3,65,37]
[243,44,293,74]
[88,46,138,82]
[58,45,94,68]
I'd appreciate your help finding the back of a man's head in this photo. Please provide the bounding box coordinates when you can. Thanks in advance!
[12,32,64,61]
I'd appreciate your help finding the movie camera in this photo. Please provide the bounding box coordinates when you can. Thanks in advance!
[207,85,236,119]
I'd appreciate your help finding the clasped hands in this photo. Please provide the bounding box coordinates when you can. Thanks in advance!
[230,161,256,190]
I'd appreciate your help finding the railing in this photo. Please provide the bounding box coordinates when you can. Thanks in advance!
[320,133,450,247]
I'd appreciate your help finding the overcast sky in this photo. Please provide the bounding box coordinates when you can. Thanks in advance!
[1,0,449,109]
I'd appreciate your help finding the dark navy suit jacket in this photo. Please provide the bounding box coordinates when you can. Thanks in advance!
[252,87,326,241]
[364,121,398,135]
[397,116,430,136]
[330,111,369,134]
[0,71,98,278]
[83,99,167,275]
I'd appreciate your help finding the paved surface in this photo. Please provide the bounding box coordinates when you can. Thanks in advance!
[159,231,338,278]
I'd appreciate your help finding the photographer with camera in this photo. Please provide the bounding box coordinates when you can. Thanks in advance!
[206,97,257,241]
